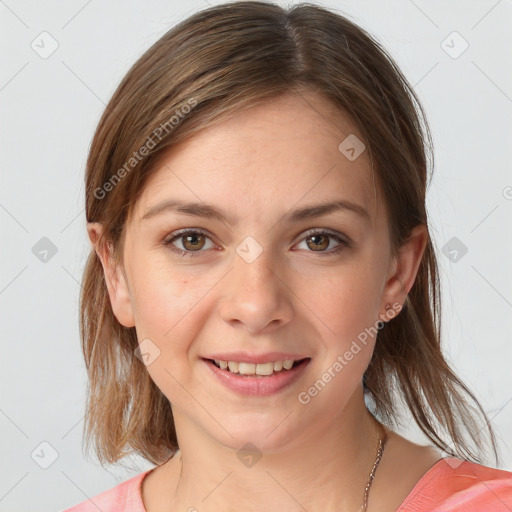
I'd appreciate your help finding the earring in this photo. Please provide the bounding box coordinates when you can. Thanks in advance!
[378,303,393,330]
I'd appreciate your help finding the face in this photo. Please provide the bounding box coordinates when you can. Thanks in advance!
[89,91,426,454]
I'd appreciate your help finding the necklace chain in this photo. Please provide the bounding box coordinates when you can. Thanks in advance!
[361,422,387,512]
[171,421,387,512]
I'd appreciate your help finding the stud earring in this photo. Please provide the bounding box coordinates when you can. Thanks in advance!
[378,303,393,329]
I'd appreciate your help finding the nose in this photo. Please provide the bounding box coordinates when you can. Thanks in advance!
[218,244,294,335]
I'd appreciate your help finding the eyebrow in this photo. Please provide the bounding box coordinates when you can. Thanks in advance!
[141,198,370,225]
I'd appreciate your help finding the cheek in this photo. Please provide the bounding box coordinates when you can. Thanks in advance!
[135,277,199,405]
[129,256,199,336]
[129,269,196,373]
[303,275,380,409]
[129,258,224,380]
[311,265,382,343]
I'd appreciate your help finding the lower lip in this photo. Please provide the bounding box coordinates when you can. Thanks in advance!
[203,358,311,397]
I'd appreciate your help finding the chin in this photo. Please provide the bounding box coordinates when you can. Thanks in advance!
[208,412,308,455]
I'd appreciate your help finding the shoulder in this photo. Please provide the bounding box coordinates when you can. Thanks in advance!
[62,469,152,512]
[398,457,512,511]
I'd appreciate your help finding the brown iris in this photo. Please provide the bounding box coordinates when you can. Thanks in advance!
[306,234,329,251]
[181,233,206,251]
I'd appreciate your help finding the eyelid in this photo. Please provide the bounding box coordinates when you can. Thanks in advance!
[299,227,351,245]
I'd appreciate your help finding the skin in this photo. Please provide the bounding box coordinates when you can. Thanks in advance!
[88,91,441,512]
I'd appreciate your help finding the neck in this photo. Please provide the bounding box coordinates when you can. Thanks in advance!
[162,388,385,512]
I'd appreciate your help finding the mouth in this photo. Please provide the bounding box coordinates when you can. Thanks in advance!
[202,355,312,396]
[202,357,310,377]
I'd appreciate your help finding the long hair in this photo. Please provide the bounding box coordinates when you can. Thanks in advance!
[80,1,499,467]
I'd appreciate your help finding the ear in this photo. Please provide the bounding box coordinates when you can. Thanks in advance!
[87,222,135,328]
[379,224,428,321]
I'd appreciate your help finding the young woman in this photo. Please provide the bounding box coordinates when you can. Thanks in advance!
[65,2,512,511]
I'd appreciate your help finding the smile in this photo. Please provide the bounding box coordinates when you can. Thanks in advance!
[210,358,307,376]
[202,357,311,396]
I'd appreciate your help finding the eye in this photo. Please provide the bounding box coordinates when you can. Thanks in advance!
[295,228,351,256]
[164,229,216,258]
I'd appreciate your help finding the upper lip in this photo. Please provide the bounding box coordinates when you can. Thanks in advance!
[202,351,310,364]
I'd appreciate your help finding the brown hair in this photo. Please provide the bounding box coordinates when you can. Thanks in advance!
[80,0,499,468]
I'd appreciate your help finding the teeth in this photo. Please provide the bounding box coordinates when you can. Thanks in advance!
[211,358,302,375]
[282,360,294,370]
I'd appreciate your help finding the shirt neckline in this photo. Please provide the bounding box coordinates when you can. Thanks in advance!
[394,456,450,510]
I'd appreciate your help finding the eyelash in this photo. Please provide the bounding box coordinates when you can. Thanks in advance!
[163,228,351,258]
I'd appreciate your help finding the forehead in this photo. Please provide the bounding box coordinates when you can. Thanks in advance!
[132,92,378,226]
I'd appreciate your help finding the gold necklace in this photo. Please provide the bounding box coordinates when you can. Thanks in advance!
[171,422,387,511]
[361,422,387,512]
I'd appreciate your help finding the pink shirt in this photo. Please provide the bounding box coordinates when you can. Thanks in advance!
[63,457,512,511]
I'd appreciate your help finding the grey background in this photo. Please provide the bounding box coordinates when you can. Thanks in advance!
[1,0,511,510]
